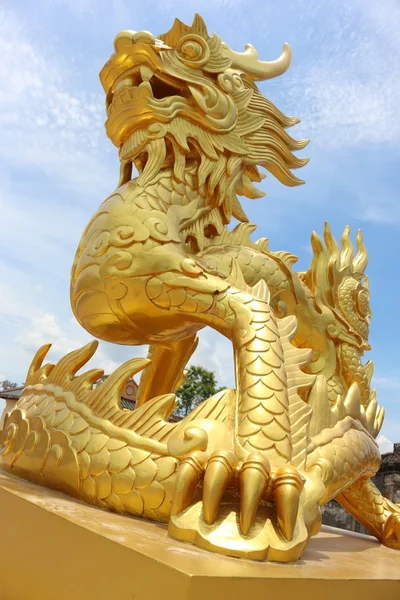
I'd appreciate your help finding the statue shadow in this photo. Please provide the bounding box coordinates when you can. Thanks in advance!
[299,526,379,563]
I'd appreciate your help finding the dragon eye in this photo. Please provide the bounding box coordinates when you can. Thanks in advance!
[232,73,245,90]
[217,71,246,93]
[177,34,210,68]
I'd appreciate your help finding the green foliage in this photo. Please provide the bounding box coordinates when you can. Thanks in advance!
[176,365,225,416]
[0,380,18,391]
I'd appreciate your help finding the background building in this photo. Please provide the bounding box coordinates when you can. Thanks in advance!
[0,376,182,427]
[321,443,400,533]
[0,377,138,427]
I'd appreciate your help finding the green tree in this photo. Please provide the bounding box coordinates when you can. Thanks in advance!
[0,380,18,391]
[176,366,225,416]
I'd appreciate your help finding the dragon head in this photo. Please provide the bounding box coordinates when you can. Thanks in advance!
[100,14,308,223]
[305,222,371,350]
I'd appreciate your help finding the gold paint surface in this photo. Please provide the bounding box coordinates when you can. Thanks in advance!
[0,472,399,600]
[1,13,399,564]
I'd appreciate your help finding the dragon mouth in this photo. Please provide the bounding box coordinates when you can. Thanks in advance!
[104,59,191,147]
[106,65,186,114]
[101,35,237,151]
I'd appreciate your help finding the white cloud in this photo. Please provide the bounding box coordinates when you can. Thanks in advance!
[359,204,399,226]
[0,8,114,195]
[0,259,141,384]
[377,434,393,454]
[192,330,235,389]
[0,182,92,277]
[0,283,38,322]
[0,260,55,320]
[51,0,244,15]
[43,0,97,15]
[282,0,400,149]
[373,376,400,391]
[14,312,147,380]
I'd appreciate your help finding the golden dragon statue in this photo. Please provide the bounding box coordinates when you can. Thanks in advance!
[1,14,399,563]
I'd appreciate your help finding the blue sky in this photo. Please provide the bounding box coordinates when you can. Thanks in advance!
[0,0,399,453]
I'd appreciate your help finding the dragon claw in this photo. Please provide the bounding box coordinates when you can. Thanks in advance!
[382,512,400,549]
[202,451,238,525]
[239,453,271,535]
[173,449,310,543]
[273,465,305,541]
[171,451,208,516]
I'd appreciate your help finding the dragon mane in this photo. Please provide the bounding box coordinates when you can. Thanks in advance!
[116,15,309,224]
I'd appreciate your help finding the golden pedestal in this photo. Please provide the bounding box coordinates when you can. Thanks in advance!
[0,471,399,600]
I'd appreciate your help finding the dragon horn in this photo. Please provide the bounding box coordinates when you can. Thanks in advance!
[221,42,292,81]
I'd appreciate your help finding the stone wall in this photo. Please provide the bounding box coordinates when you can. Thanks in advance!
[321,442,400,533]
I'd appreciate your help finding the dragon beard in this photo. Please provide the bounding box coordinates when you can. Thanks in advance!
[119,118,246,224]
[118,85,309,224]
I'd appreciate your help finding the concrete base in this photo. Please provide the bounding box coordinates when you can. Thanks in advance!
[0,471,399,600]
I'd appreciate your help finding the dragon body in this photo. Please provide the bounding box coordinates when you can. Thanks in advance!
[1,14,399,562]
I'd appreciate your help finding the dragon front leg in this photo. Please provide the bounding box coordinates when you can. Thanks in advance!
[107,250,318,551]
[170,448,311,541]
[337,478,400,549]
[71,213,336,559]
[156,266,328,557]
[135,334,198,407]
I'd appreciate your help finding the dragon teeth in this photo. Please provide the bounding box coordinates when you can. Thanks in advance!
[115,77,134,92]
[138,81,153,97]
[113,94,123,106]
[108,82,153,114]
[140,65,154,81]
[119,89,132,102]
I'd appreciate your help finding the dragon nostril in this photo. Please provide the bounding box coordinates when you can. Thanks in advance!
[113,30,135,52]
[114,29,155,52]
[133,30,156,45]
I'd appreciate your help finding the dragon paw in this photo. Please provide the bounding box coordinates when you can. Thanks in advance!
[382,512,400,549]
[170,450,318,545]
